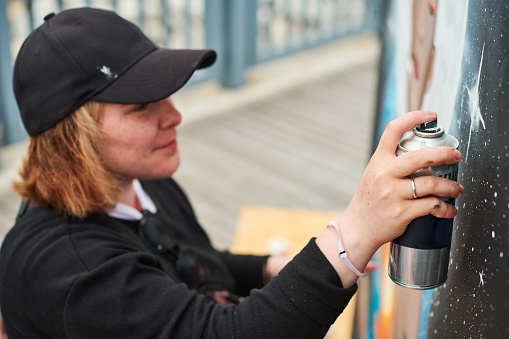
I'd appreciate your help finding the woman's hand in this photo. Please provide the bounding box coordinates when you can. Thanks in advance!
[316,111,464,288]
[263,255,294,283]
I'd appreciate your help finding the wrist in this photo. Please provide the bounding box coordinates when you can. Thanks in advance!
[327,220,366,277]
[263,255,293,284]
[316,218,374,288]
[337,208,382,255]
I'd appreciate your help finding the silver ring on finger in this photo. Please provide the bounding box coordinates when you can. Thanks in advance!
[411,178,418,199]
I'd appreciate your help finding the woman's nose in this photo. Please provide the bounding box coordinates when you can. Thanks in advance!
[159,97,182,129]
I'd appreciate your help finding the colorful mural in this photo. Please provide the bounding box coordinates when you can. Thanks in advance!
[360,0,509,338]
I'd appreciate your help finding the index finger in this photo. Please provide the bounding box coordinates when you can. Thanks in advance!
[377,111,438,154]
[394,146,461,178]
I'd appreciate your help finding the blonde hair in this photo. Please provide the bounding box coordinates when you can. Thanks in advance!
[13,101,120,218]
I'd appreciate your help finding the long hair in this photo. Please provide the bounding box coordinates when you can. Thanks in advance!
[13,101,120,218]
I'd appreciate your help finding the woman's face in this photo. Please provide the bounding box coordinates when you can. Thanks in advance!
[98,97,182,181]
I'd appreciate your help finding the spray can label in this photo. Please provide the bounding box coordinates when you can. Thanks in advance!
[388,119,459,289]
[393,162,458,250]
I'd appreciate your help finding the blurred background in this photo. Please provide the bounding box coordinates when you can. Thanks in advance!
[0,0,382,249]
[0,1,382,338]
[4,1,508,339]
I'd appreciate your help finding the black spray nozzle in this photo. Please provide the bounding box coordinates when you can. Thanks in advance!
[415,119,441,133]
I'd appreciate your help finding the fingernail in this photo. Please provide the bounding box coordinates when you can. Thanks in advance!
[425,111,437,116]
[455,185,464,198]
[454,150,461,160]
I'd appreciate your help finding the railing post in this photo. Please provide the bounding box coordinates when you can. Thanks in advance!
[244,0,258,68]
[221,0,252,88]
[205,0,225,82]
[365,0,384,34]
[0,0,27,147]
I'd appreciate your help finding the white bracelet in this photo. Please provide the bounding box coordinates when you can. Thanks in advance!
[327,220,366,277]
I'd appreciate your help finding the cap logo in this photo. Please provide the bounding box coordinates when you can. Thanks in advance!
[97,65,118,80]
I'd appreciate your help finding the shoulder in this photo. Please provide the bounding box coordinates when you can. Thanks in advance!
[0,206,91,335]
[11,205,167,273]
[1,205,83,273]
[0,205,177,337]
[0,205,146,287]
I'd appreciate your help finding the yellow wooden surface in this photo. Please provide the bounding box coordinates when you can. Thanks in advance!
[231,205,357,339]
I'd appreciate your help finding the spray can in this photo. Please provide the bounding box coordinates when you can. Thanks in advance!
[388,119,459,289]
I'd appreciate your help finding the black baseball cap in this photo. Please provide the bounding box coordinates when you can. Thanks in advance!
[13,7,217,136]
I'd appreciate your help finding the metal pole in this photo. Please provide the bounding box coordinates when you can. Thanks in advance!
[161,0,171,47]
[244,0,257,68]
[205,0,225,83]
[221,0,248,88]
[0,0,27,147]
[138,0,145,28]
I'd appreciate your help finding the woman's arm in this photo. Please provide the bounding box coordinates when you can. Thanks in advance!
[224,111,463,290]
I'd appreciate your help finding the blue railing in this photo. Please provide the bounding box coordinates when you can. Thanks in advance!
[0,0,381,147]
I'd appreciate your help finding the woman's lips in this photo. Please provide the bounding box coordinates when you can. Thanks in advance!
[155,139,177,151]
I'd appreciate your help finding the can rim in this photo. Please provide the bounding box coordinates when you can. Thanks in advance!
[388,275,447,290]
[412,126,444,138]
[399,130,459,152]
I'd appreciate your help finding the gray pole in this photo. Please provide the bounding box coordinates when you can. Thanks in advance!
[0,0,27,147]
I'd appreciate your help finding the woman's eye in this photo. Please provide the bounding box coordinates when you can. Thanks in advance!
[133,103,149,112]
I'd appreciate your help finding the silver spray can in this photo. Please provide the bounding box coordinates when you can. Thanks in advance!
[388,119,459,289]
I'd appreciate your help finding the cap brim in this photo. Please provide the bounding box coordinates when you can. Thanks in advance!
[92,48,216,104]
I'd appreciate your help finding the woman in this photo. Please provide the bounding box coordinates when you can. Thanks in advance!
[0,7,463,339]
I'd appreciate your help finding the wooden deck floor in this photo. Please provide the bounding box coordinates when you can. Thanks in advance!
[0,50,378,250]
[174,59,378,249]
